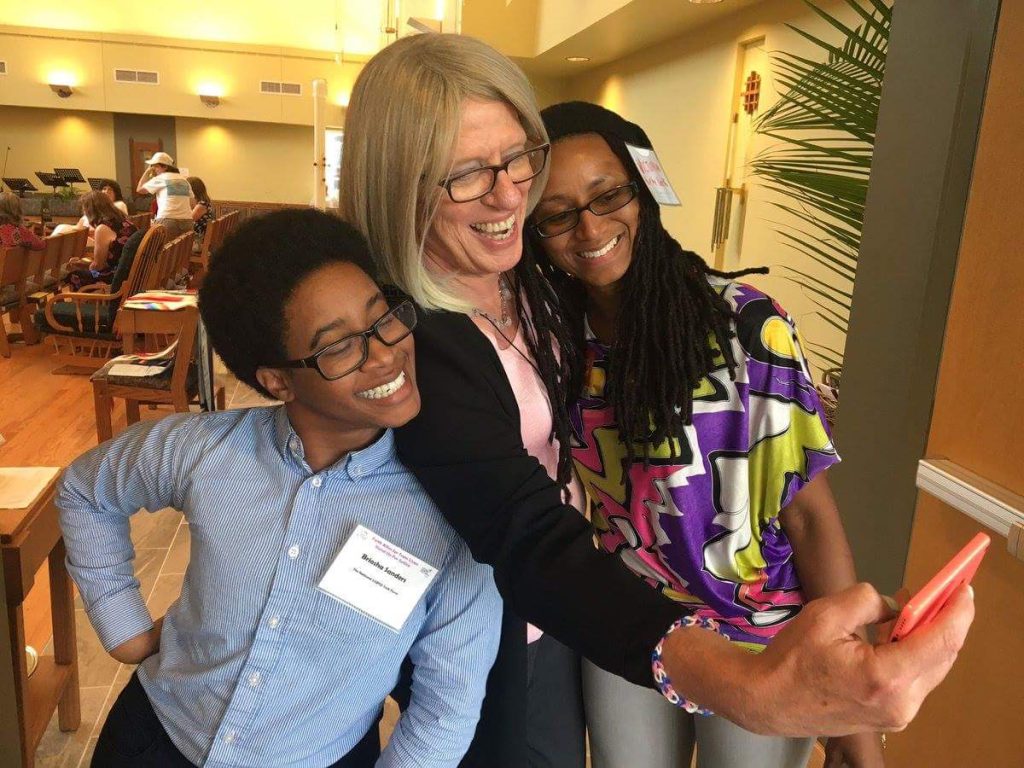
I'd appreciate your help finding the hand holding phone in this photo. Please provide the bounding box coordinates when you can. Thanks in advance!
[888,532,990,642]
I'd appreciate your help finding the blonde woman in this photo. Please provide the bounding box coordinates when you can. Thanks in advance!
[339,32,974,768]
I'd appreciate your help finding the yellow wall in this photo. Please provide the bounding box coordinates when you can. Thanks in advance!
[564,0,854,376]
[175,118,314,204]
[0,27,352,126]
[0,106,315,204]
[0,105,116,186]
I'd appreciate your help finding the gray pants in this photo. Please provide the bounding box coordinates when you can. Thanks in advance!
[154,217,194,238]
[583,659,815,768]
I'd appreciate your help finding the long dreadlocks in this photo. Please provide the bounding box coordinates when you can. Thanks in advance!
[532,101,766,463]
[510,246,581,491]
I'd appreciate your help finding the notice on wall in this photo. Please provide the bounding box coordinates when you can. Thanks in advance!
[626,143,681,206]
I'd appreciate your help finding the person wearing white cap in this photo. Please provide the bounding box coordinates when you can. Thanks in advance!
[136,151,194,237]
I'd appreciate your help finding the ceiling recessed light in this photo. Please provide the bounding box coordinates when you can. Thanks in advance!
[565,56,590,63]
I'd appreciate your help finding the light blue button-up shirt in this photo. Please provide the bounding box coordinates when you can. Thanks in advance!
[59,407,501,767]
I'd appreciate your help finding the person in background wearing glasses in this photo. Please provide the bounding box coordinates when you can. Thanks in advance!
[57,208,501,768]
[341,33,973,768]
[525,101,886,768]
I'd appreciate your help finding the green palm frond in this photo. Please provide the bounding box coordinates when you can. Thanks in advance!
[749,0,891,378]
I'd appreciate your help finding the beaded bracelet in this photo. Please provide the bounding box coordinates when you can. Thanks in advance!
[651,615,726,715]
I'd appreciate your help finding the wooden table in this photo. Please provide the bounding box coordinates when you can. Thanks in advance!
[1,472,80,767]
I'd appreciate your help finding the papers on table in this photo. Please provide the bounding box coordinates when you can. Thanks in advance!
[0,467,61,509]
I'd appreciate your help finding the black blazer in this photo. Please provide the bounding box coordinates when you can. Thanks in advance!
[394,308,681,766]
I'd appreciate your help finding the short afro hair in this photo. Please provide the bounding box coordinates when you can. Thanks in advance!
[199,208,377,399]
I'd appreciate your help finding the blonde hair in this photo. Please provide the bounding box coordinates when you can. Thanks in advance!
[0,192,25,226]
[339,33,548,313]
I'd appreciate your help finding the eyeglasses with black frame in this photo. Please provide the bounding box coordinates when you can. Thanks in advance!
[271,301,417,381]
[532,181,639,238]
[439,144,550,203]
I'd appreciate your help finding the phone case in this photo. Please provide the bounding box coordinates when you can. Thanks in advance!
[889,532,990,642]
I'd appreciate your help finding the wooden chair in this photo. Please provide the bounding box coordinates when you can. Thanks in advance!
[189,210,240,286]
[128,212,152,233]
[91,305,225,442]
[36,226,168,372]
[189,215,222,285]
[1,246,29,358]
[221,209,240,236]
[147,232,192,291]
[26,234,66,305]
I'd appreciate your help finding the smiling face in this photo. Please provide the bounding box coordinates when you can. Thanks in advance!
[423,98,533,279]
[257,262,420,445]
[534,133,640,291]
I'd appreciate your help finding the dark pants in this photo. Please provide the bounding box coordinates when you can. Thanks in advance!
[525,633,587,768]
[92,672,381,767]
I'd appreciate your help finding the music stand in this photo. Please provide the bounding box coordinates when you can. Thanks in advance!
[87,177,108,191]
[54,168,86,191]
[35,172,68,194]
[2,178,37,197]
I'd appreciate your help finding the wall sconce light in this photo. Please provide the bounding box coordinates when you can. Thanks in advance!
[688,0,724,4]
[200,94,220,108]
[49,83,74,98]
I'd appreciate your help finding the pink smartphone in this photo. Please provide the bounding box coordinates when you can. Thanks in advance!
[889,532,990,642]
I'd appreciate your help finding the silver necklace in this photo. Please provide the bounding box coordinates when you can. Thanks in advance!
[472,274,513,328]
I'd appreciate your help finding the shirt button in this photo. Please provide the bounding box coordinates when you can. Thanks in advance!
[287,545,300,560]
[222,730,237,745]
[268,615,280,629]
[248,671,262,688]
[311,476,323,488]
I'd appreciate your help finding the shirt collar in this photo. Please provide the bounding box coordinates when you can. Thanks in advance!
[273,406,395,480]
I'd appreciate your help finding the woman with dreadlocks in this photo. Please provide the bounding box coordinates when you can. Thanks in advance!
[529,101,884,768]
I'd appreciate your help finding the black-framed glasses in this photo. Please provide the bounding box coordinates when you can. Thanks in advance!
[532,181,639,238]
[271,301,417,381]
[439,144,550,203]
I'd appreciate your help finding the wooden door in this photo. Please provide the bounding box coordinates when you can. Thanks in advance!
[129,138,163,192]
[884,1,1024,764]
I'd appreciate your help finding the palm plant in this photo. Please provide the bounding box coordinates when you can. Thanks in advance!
[748,0,891,373]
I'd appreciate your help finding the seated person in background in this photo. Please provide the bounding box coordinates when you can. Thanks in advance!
[72,179,130,231]
[0,191,46,250]
[188,175,216,253]
[136,151,194,237]
[58,208,501,768]
[52,179,132,244]
[63,191,137,291]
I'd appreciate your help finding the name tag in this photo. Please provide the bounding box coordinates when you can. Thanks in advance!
[317,525,438,632]
[626,143,681,206]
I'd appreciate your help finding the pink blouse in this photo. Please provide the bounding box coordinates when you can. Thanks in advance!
[487,318,584,643]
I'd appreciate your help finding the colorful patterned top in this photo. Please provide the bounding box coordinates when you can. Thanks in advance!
[569,279,839,651]
[64,218,138,291]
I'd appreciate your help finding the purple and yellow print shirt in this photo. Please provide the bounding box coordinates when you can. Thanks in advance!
[569,280,839,650]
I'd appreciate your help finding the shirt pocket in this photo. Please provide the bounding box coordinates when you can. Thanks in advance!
[311,587,425,647]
